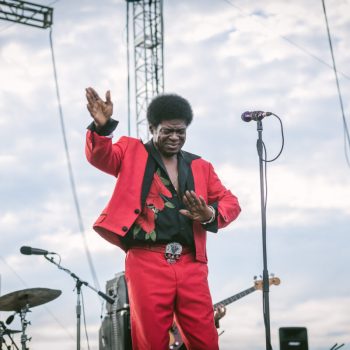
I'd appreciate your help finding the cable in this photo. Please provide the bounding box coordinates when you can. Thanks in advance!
[262,141,268,210]
[221,0,350,82]
[43,307,75,340]
[262,114,285,163]
[321,0,350,169]
[81,289,91,350]
[48,27,101,291]
[280,35,350,81]
[0,255,28,286]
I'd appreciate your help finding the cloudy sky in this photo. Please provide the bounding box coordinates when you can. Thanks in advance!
[0,0,349,349]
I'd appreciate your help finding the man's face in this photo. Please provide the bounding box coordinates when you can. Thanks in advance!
[150,119,187,158]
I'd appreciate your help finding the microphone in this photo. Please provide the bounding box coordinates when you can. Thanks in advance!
[20,246,55,255]
[241,111,272,122]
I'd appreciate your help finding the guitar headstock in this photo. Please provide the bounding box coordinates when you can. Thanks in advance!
[254,276,281,290]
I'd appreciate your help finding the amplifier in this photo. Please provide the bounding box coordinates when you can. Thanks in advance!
[99,272,132,350]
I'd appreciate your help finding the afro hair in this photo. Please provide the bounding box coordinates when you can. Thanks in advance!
[147,93,193,127]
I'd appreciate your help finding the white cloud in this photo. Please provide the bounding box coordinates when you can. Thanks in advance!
[0,1,349,349]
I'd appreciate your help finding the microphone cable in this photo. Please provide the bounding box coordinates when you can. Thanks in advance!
[321,0,350,169]
[258,113,285,163]
[49,27,101,292]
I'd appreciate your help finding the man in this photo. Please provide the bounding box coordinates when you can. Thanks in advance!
[85,87,241,350]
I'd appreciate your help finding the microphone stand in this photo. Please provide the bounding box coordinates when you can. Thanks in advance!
[256,120,272,350]
[44,255,114,350]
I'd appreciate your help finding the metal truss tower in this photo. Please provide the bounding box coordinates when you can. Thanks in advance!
[126,0,164,141]
[0,0,53,28]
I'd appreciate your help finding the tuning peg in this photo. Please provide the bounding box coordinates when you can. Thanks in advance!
[253,276,257,280]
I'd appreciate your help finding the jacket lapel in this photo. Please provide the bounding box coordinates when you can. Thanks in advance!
[141,141,156,208]
[179,150,200,194]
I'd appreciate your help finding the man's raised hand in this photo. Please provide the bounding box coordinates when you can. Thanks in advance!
[86,87,113,129]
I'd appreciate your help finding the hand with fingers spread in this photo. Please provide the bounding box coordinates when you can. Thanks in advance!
[179,190,215,223]
[85,87,113,130]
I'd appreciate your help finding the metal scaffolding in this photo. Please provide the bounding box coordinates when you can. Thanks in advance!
[126,0,164,140]
[0,0,53,28]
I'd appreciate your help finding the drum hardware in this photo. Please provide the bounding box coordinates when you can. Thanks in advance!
[0,320,20,350]
[0,287,61,350]
[0,323,21,335]
[5,313,15,326]
[19,305,31,350]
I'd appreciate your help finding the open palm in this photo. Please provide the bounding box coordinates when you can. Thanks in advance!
[86,87,113,128]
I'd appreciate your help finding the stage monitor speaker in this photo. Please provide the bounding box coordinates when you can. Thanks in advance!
[279,327,308,350]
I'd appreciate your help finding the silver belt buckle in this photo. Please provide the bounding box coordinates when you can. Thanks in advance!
[165,242,183,264]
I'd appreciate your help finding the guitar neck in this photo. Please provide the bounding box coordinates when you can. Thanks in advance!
[213,286,256,308]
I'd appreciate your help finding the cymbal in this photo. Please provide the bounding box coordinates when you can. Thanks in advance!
[0,288,62,312]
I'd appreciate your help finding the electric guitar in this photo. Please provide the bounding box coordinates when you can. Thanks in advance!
[169,276,281,350]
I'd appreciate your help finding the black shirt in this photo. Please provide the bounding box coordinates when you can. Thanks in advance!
[122,140,195,248]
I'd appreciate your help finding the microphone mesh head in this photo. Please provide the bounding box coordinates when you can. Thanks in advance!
[241,111,252,122]
[20,246,31,255]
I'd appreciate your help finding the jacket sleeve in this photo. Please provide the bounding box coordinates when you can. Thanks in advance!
[85,125,129,177]
[207,162,241,230]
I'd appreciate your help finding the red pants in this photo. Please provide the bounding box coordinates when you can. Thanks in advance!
[125,248,219,350]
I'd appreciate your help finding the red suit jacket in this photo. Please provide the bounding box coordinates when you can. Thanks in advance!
[85,130,241,263]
